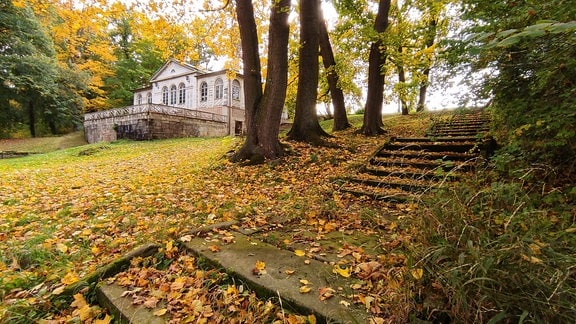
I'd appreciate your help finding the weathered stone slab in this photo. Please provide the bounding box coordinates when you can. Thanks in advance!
[97,283,166,324]
[183,232,370,323]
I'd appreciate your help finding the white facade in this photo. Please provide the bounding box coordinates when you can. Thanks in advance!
[133,59,245,135]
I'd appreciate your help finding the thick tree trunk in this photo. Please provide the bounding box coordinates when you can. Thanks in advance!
[287,0,330,144]
[28,100,36,137]
[256,0,290,157]
[318,9,350,132]
[360,0,391,136]
[231,0,289,164]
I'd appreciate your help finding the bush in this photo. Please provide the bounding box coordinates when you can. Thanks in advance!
[413,172,576,323]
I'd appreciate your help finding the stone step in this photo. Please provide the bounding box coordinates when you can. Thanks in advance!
[340,183,413,202]
[369,156,476,172]
[376,149,476,162]
[362,166,461,181]
[382,142,477,154]
[391,136,479,143]
[183,232,370,323]
[347,175,431,192]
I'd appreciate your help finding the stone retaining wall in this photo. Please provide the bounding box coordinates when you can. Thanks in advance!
[84,105,229,144]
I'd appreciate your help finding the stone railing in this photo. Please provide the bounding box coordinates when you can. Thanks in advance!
[84,104,227,123]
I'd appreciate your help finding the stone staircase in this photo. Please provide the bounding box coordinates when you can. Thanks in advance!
[341,109,492,201]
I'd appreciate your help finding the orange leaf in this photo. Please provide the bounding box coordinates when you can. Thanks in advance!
[294,249,306,257]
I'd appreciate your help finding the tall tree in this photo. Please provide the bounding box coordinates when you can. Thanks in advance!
[287,0,331,144]
[457,0,576,169]
[360,0,391,135]
[0,0,74,137]
[416,12,437,112]
[318,7,350,131]
[231,0,291,163]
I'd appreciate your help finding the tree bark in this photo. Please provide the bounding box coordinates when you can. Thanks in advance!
[287,0,331,144]
[360,0,391,136]
[318,9,350,132]
[28,100,36,137]
[417,18,437,112]
[231,0,290,164]
[397,46,409,115]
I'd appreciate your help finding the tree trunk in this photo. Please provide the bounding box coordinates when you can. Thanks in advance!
[231,0,290,164]
[416,18,437,112]
[318,9,350,132]
[360,0,391,136]
[256,0,290,157]
[416,67,430,112]
[287,0,331,144]
[398,46,409,115]
[28,100,36,137]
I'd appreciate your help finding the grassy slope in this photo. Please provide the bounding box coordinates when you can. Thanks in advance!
[0,131,88,153]
[0,113,431,322]
[3,112,568,322]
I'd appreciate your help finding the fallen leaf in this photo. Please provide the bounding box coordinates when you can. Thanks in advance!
[61,272,80,285]
[332,265,351,278]
[143,296,159,308]
[308,314,317,324]
[180,235,192,242]
[153,308,167,316]
[339,300,351,307]
[522,254,543,264]
[52,286,65,295]
[299,286,311,293]
[410,268,424,280]
[294,249,306,257]
[94,314,112,324]
[253,260,267,275]
[284,269,296,275]
[208,245,221,252]
[299,279,311,285]
[318,287,336,300]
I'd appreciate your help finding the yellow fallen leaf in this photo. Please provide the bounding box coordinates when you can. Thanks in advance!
[411,268,424,280]
[91,246,101,255]
[294,249,306,257]
[284,269,296,275]
[253,260,267,275]
[61,272,80,285]
[299,286,311,293]
[94,314,112,324]
[153,308,167,316]
[56,243,68,253]
[299,279,311,285]
[565,227,576,233]
[308,314,317,324]
[332,265,351,278]
[522,254,543,264]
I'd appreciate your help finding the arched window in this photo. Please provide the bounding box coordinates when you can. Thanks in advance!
[162,86,169,105]
[137,93,142,105]
[170,85,177,105]
[200,82,208,102]
[215,78,223,100]
[178,83,186,104]
[232,79,240,100]
[147,92,152,104]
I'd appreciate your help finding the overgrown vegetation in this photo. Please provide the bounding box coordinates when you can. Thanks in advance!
[1,111,575,323]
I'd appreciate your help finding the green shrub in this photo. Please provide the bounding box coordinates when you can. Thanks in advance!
[413,175,576,323]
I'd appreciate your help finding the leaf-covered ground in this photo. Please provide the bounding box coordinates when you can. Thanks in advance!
[1,114,438,323]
